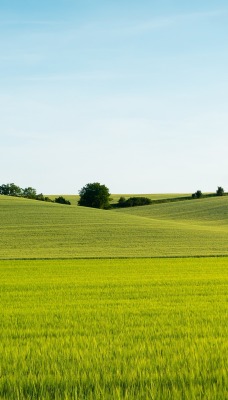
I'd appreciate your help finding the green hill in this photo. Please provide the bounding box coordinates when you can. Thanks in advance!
[0,195,227,259]
[114,195,228,226]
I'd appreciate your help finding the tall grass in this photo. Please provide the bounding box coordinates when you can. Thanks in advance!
[0,258,227,399]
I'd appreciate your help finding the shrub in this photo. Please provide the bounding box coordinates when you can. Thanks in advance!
[118,196,152,207]
[36,193,45,201]
[192,190,202,199]
[55,196,71,205]
[118,196,126,206]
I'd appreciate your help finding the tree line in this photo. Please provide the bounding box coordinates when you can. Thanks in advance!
[78,183,226,209]
[192,186,224,199]
[0,182,226,209]
[0,183,71,205]
[78,183,153,209]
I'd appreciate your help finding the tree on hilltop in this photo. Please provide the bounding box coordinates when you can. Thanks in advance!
[0,183,22,196]
[216,186,224,196]
[23,187,37,199]
[192,190,202,199]
[55,196,71,205]
[78,182,111,209]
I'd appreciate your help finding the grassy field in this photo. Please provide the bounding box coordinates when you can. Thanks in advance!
[114,195,228,226]
[0,257,227,400]
[0,195,228,258]
[0,194,227,399]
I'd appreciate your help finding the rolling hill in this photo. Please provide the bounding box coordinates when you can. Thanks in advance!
[114,195,228,226]
[0,194,227,259]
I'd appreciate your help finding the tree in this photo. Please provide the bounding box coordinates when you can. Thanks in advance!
[0,183,22,197]
[23,187,37,199]
[78,182,111,209]
[35,193,45,201]
[216,186,224,196]
[192,190,202,199]
[55,196,71,205]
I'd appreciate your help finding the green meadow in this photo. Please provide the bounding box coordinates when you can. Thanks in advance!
[114,195,228,226]
[0,195,228,258]
[0,258,227,400]
[0,194,227,399]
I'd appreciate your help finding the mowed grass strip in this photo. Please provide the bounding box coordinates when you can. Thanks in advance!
[0,196,228,258]
[0,258,227,399]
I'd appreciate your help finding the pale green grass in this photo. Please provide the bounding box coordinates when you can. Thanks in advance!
[114,195,228,226]
[0,258,227,399]
[0,195,228,258]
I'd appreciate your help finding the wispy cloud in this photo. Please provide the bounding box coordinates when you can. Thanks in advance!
[0,53,44,63]
[20,71,133,82]
[1,9,225,33]
[113,9,227,35]
[0,20,63,26]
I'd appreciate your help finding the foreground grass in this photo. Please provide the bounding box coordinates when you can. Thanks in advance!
[0,258,227,399]
[1,196,228,258]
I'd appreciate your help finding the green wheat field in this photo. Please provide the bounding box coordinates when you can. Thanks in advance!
[0,195,227,399]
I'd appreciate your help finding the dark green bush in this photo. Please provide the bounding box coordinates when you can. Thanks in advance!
[78,182,111,209]
[55,196,71,205]
[192,190,202,199]
[216,186,224,196]
[118,196,152,207]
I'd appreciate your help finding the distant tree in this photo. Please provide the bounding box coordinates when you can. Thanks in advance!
[192,190,202,199]
[0,184,8,195]
[55,196,71,205]
[118,196,126,206]
[35,193,45,201]
[216,186,224,196]
[44,196,53,202]
[78,182,111,209]
[0,183,22,197]
[119,196,152,207]
[23,187,37,199]
[0,183,54,202]
[195,190,203,199]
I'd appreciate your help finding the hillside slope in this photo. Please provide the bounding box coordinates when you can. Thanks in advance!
[0,195,227,259]
[114,196,228,226]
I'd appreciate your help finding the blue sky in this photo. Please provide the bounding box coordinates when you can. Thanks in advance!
[1,0,228,194]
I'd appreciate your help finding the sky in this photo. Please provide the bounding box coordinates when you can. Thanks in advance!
[1,0,228,194]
